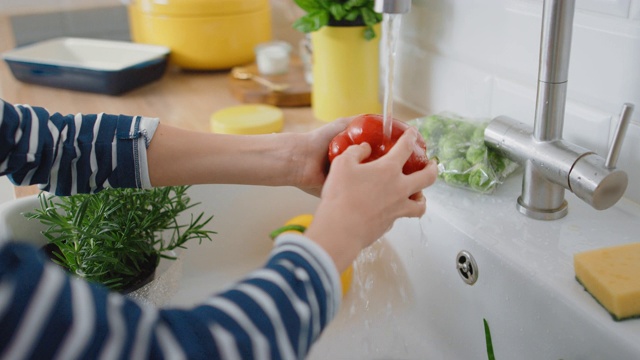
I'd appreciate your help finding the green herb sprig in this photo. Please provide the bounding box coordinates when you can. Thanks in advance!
[484,318,495,360]
[27,186,215,292]
[293,0,383,40]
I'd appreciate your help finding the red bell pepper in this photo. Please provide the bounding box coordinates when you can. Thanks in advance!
[328,114,429,174]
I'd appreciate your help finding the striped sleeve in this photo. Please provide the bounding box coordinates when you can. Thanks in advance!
[0,98,159,195]
[0,233,342,359]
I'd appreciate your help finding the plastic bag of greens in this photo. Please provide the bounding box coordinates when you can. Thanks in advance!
[411,113,518,194]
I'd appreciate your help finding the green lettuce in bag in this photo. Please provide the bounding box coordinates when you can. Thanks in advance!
[412,113,518,193]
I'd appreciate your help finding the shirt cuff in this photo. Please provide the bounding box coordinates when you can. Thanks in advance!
[137,117,159,189]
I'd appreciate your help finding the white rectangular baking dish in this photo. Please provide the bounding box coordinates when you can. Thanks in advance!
[2,37,170,95]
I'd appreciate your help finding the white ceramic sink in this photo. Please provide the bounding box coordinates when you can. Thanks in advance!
[1,177,639,359]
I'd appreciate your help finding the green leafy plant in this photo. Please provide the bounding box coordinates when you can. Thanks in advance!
[26,186,215,292]
[292,0,383,40]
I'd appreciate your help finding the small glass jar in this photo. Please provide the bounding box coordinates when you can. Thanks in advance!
[255,41,292,75]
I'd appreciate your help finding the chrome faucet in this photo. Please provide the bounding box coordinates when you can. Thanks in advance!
[484,0,634,220]
[374,0,411,14]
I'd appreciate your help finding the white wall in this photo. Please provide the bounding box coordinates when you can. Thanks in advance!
[396,0,640,204]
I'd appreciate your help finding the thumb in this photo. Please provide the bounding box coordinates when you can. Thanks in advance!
[341,142,372,164]
[386,127,418,164]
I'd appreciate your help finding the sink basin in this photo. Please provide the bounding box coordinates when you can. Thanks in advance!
[1,178,639,359]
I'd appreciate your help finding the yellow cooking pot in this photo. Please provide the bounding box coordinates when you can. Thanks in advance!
[127,0,272,70]
[270,214,354,297]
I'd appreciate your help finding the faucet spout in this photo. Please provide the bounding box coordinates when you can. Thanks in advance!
[374,0,411,14]
[484,0,633,220]
[534,0,575,142]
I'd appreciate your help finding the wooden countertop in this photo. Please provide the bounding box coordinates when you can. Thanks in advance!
[0,15,421,198]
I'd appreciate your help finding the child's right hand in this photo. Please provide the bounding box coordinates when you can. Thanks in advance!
[305,128,438,272]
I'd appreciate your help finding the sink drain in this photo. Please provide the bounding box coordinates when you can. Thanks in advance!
[456,250,478,285]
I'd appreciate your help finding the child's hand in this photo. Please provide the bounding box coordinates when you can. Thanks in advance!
[292,117,352,197]
[306,128,438,271]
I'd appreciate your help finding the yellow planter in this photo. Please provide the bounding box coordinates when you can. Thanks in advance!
[127,0,272,70]
[311,25,382,122]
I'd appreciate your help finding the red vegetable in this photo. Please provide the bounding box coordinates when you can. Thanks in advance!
[328,114,429,174]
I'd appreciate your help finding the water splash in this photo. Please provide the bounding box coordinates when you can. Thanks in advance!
[419,218,429,247]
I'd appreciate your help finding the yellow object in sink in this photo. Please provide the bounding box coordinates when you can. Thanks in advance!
[271,214,354,297]
[574,242,640,321]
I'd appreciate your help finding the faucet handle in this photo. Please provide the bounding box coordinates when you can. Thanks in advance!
[569,102,634,210]
[605,103,634,169]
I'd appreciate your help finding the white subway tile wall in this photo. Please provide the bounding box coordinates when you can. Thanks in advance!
[620,123,640,202]
[579,0,631,17]
[397,0,640,205]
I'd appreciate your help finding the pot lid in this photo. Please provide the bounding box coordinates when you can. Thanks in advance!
[127,0,268,16]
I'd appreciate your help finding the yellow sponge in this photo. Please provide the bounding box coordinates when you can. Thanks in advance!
[574,242,640,321]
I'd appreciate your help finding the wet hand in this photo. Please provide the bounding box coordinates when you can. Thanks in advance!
[293,117,352,197]
[306,128,438,271]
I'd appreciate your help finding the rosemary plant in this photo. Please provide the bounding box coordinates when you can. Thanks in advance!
[26,186,215,292]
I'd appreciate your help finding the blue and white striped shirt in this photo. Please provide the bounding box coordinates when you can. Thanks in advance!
[0,100,157,195]
[0,99,341,359]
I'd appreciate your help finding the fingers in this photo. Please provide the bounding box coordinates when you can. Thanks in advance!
[401,158,437,197]
[323,116,352,136]
[385,127,419,166]
[312,116,352,146]
[379,128,438,196]
[403,192,427,218]
[332,116,354,127]
[339,142,372,164]
[420,159,439,187]
[409,191,424,201]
